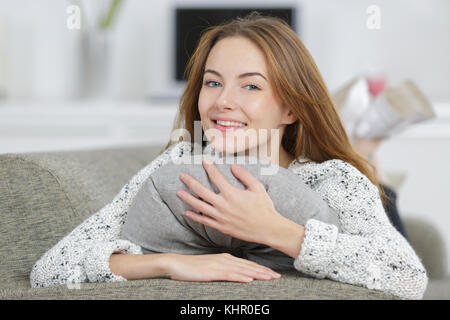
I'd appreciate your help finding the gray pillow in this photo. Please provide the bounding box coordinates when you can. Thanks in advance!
[121,156,340,270]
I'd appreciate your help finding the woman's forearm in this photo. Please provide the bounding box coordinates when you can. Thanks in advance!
[265,216,305,259]
[109,253,171,280]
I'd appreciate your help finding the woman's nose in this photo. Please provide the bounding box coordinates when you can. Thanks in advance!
[216,88,238,110]
[218,99,235,110]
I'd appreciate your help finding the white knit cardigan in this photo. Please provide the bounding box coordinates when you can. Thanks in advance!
[29,141,428,299]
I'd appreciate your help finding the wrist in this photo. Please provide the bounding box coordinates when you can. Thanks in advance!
[266,216,305,259]
[158,253,179,278]
[110,253,172,280]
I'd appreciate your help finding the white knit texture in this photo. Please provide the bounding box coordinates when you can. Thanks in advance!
[30,141,428,299]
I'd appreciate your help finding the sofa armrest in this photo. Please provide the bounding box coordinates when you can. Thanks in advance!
[0,144,164,289]
[403,216,448,279]
[1,271,397,300]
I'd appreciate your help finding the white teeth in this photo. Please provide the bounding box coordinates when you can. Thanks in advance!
[216,120,246,127]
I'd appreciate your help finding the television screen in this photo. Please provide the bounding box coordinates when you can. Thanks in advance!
[175,8,297,81]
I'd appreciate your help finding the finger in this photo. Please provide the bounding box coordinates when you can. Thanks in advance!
[177,191,220,220]
[225,255,281,277]
[223,262,277,280]
[202,158,236,196]
[179,172,223,207]
[231,163,265,192]
[220,272,253,283]
[233,267,276,281]
[220,267,268,282]
[185,210,224,231]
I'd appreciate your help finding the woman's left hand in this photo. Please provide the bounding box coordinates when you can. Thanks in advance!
[176,158,284,246]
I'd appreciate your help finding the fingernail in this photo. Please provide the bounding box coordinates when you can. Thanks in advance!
[269,271,280,277]
[203,158,213,165]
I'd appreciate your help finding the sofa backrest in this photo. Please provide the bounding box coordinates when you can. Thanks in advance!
[0,144,163,288]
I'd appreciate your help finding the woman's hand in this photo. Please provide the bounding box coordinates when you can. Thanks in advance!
[163,253,281,283]
[176,158,285,246]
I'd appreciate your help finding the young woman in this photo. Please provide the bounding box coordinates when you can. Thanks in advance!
[30,13,427,299]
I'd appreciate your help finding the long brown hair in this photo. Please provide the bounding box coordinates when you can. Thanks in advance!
[161,12,387,203]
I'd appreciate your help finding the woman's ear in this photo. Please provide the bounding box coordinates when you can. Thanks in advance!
[282,109,298,125]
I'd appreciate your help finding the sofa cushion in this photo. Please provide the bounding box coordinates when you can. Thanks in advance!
[0,271,396,300]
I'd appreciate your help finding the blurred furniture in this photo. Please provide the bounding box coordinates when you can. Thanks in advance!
[0,144,446,299]
[403,217,449,299]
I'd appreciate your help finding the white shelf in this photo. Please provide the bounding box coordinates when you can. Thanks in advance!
[0,100,179,154]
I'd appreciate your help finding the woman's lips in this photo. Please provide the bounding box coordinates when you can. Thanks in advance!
[212,120,247,132]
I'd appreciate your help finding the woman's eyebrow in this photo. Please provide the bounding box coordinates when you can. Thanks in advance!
[204,69,267,81]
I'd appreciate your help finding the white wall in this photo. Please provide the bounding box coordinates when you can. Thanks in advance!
[0,0,449,101]
[298,0,450,100]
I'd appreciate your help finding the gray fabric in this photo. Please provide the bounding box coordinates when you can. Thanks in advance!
[0,271,396,300]
[121,156,340,271]
[423,278,450,300]
[403,217,448,279]
[0,144,164,290]
[0,145,400,299]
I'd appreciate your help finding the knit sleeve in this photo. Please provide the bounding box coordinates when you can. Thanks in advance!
[30,141,193,288]
[291,159,428,300]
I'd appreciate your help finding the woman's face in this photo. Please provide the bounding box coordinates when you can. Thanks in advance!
[198,36,296,158]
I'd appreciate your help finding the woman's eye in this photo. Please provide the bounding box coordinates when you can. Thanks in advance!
[204,80,220,87]
[245,84,260,91]
[203,81,260,91]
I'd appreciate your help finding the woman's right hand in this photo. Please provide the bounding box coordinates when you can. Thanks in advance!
[162,253,281,283]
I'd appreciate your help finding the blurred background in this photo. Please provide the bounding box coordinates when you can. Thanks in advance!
[0,0,449,292]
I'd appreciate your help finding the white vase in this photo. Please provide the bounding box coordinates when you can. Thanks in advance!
[80,29,113,98]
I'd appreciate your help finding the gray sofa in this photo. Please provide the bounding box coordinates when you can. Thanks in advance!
[0,144,446,299]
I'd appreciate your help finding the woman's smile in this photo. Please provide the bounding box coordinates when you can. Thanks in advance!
[212,119,248,132]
